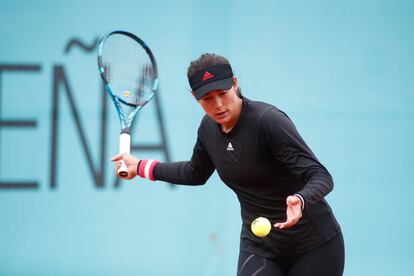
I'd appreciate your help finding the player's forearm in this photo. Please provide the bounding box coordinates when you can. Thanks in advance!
[151,161,212,185]
[297,168,334,206]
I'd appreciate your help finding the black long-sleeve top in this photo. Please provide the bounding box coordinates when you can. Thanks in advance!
[154,97,341,257]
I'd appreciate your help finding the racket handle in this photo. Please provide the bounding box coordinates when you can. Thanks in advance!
[118,131,131,177]
[118,161,128,177]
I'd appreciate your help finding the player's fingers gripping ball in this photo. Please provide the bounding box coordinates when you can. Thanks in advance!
[251,217,271,237]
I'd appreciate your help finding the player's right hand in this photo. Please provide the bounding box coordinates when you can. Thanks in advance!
[111,153,140,180]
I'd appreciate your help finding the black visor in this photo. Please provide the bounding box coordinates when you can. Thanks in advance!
[189,64,234,100]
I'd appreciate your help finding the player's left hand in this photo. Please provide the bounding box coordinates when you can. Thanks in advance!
[273,195,303,229]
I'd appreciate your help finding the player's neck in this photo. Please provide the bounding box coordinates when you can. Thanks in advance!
[221,98,242,133]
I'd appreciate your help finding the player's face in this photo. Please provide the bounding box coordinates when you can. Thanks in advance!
[197,78,242,132]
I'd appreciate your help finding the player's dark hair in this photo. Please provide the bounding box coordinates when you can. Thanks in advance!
[187,53,242,97]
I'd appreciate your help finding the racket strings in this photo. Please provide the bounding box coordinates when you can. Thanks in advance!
[135,64,155,105]
[101,34,156,107]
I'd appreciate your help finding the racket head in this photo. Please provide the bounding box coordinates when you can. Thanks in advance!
[97,30,158,127]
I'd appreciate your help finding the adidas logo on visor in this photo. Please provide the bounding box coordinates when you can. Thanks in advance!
[201,71,214,81]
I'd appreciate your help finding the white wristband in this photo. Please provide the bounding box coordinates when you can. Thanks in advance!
[294,194,305,210]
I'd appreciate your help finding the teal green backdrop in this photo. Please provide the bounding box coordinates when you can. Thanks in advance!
[1,0,413,275]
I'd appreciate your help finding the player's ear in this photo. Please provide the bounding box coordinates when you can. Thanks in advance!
[232,77,238,90]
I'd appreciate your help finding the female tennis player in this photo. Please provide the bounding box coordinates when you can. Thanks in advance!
[112,53,345,276]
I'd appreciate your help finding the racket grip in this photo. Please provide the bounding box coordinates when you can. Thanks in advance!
[118,131,131,177]
[118,161,128,177]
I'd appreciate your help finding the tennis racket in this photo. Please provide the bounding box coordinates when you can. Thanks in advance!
[97,30,158,177]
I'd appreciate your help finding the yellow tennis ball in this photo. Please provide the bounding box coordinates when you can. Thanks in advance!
[124,90,130,97]
[251,217,271,237]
